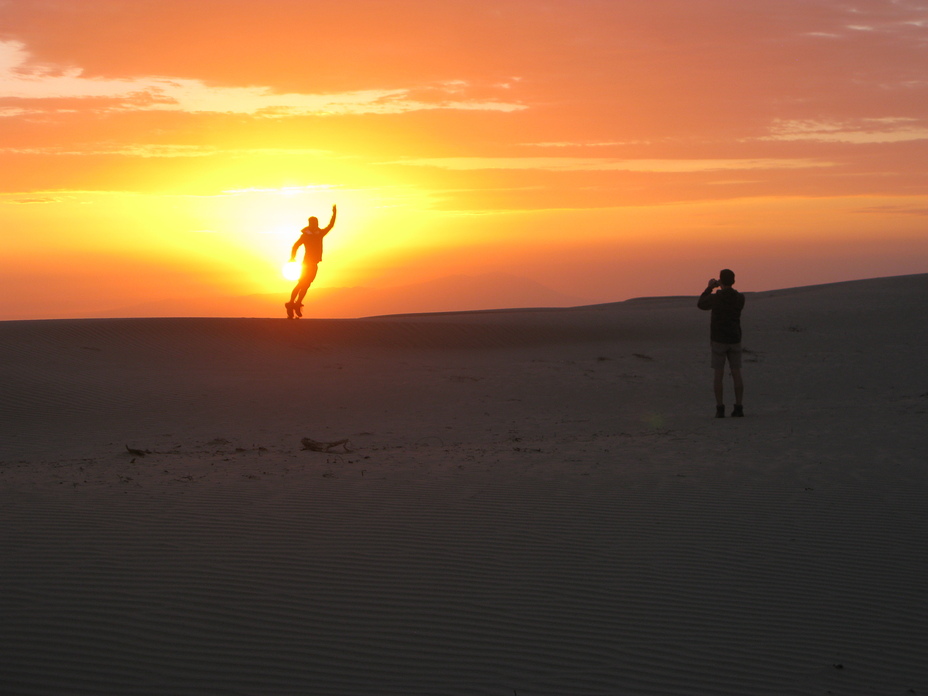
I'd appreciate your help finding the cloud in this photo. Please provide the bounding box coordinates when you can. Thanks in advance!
[221,184,337,195]
[0,143,335,158]
[763,118,928,143]
[523,141,650,148]
[387,157,834,172]
[0,40,525,117]
[856,204,928,216]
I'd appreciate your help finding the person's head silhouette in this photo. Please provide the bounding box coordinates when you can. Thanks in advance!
[306,216,320,230]
[719,269,735,287]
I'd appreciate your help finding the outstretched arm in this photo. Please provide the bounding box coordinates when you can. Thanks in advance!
[290,237,303,262]
[322,204,337,234]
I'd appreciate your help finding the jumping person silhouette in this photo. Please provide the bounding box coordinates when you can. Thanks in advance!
[286,205,336,319]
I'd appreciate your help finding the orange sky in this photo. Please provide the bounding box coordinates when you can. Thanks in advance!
[2,0,927,319]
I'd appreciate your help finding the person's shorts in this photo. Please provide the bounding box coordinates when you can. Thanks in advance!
[711,341,742,369]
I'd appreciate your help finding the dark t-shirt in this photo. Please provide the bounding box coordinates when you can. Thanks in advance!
[697,286,745,344]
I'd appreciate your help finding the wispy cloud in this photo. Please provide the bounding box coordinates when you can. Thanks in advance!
[856,204,928,216]
[763,118,928,143]
[388,157,834,172]
[0,143,336,158]
[5,197,59,204]
[523,141,650,148]
[0,40,525,117]
[221,184,337,195]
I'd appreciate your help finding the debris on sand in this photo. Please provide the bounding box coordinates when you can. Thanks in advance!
[301,437,352,453]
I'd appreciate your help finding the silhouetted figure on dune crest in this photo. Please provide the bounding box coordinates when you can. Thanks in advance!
[286,204,336,319]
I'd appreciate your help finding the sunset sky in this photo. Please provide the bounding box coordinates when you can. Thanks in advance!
[2,0,927,319]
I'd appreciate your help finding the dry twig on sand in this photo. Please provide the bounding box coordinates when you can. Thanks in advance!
[301,437,352,453]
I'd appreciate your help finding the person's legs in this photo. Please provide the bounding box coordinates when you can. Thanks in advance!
[727,344,743,415]
[711,342,726,415]
[285,284,299,318]
[713,368,725,416]
[713,368,725,404]
[296,264,318,305]
[285,264,319,317]
[731,368,743,405]
[286,282,306,318]
[730,368,744,416]
[709,343,744,417]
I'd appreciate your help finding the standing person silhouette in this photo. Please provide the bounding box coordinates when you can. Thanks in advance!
[286,205,336,319]
[697,268,745,417]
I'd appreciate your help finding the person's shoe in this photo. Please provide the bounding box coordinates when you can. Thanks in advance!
[715,405,725,419]
[285,302,294,319]
[731,404,744,418]
[294,303,304,318]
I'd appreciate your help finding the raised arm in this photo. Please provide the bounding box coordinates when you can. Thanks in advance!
[322,204,337,234]
[697,279,717,310]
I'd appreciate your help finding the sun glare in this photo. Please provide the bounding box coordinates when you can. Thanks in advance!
[203,178,438,294]
[282,260,301,281]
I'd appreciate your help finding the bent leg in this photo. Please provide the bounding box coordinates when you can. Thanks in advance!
[296,264,319,304]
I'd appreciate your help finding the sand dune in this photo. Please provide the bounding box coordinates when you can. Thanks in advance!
[87,272,592,321]
[2,274,927,694]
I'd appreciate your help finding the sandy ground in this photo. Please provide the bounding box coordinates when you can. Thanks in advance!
[1,274,927,695]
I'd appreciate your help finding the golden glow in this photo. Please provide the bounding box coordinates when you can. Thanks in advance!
[3,2,928,320]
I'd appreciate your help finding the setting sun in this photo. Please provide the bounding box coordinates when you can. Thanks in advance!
[282,261,301,281]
